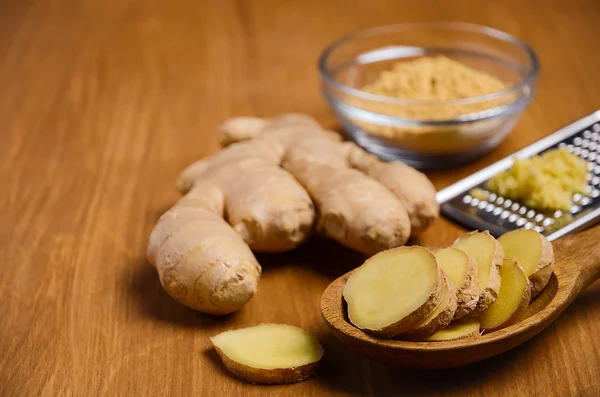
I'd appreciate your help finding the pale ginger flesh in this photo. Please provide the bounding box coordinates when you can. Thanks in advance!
[498,229,554,297]
[453,231,503,312]
[210,324,323,385]
[479,258,531,332]
[435,247,479,319]
[427,317,481,341]
[343,246,443,338]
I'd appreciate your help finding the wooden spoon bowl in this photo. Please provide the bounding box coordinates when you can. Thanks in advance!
[320,226,600,369]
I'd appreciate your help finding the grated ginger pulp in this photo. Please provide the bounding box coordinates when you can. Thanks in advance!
[487,148,589,211]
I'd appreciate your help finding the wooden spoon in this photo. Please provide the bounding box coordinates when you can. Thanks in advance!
[320,225,600,369]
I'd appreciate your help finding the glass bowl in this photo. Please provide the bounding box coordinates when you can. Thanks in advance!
[319,22,539,169]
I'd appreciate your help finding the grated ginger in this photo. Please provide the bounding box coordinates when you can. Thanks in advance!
[487,148,589,211]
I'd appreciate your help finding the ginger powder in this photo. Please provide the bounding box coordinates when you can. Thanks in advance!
[362,55,508,118]
[355,56,512,154]
[487,148,589,211]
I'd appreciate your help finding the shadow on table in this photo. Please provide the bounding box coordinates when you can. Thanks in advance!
[314,330,539,397]
[255,236,367,280]
[125,257,239,330]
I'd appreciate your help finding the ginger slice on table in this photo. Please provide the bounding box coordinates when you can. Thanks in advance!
[211,324,323,385]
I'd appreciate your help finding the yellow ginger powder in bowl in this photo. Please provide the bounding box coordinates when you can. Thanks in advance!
[361,56,508,119]
[487,148,589,211]
[350,56,516,155]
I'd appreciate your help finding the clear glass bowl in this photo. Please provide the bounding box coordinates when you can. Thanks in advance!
[319,22,539,169]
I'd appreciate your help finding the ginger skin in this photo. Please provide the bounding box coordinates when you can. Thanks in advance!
[148,114,439,314]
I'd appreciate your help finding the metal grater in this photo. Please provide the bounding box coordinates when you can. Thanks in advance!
[437,110,600,241]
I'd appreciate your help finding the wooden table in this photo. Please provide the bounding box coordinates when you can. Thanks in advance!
[2,0,599,395]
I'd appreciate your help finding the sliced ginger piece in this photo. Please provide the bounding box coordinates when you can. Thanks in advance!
[210,324,324,385]
[435,247,479,319]
[343,246,443,338]
[427,317,480,341]
[479,258,531,332]
[498,228,554,297]
[453,231,503,313]
[401,272,458,341]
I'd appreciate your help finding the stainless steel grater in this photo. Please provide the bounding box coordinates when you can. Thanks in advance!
[437,110,600,241]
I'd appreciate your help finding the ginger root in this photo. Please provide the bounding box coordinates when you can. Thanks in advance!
[148,114,438,314]
[210,324,323,385]
[343,246,443,338]
[498,229,554,297]
[453,231,504,313]
[479,258,531,331]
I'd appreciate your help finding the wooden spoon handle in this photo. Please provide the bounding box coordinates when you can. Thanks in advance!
[554,223,600,290]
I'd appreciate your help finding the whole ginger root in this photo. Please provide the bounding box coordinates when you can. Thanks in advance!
[147,114,439,314]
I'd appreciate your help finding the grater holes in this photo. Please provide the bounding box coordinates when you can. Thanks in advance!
[583,130,592,139]
[571,205,581,213]
[574,137,583,146]
[496,197,504,205]
[534,213,544,222]
[503,199,512,208]
[573,193,583,203]
[478,201,488,210]
[508,214,519,223]
[581,149,590,159]
[516,218,527,227]
[590,142,598,151]
[501,210,511,219]
[526,210,536,218]
[542,218,554,227]
[511,203,520,211]
[566,144,574,152]
[581,196,592,206]
[471,198,480,207]
[592,189,600,198]
[592,132,600,141]
[485,204,495,212]
[524,222,534,229]
[518,207,527,215]
[592,176,600,185]
[534,226,544,233]
[573,147,582,156]
[594,124,600,133]
[463,195,472,204]
[493,207,503,216]
[589,153,597,162]
[581,139,590,149]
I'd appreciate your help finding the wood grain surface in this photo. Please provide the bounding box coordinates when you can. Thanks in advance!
[1,0,599,396]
